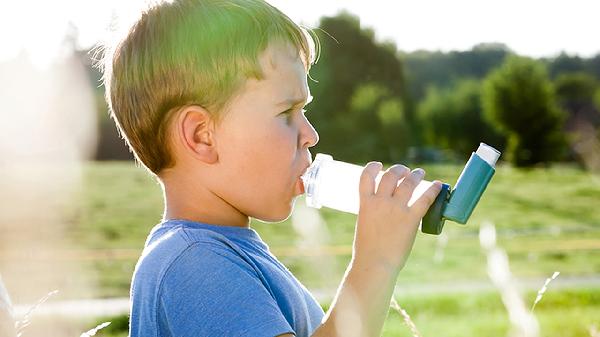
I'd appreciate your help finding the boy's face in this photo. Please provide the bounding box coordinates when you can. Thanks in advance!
[211,41,319,222]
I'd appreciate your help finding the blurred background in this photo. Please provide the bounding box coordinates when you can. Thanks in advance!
[0,0,599,336]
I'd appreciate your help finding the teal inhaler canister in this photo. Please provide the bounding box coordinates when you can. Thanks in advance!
[421,143,501,234]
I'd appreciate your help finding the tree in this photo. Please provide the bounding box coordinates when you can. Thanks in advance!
[417,79,505,157]
[482,56,567,167]
[347,83,409,162]
[546,52,585,79]
[401,43,510,103]
[587,54,600,81]
[554,72,599,131]
[553,73,600,166]
[307,11,410,163]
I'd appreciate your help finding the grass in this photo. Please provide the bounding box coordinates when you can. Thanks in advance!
[57,160,600,335]
[73,161,600,250]
[85,287,600,337]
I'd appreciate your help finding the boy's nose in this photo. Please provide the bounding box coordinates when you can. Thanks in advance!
[300,118,319,149]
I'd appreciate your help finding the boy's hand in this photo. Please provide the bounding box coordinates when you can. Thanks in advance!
[352,162,443,274]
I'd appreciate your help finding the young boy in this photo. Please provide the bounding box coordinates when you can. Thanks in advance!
[101,0,443,336]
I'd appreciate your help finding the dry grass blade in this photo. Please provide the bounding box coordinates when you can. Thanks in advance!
[80,322,111,337]
[479,221,539,337]
[15,290,59,337]
[0,275,16,337]
[531,271,560,312]
[0,276,13,315]
[390,296,422,337]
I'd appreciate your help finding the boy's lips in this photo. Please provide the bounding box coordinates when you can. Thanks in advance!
[296,163,311,195]
[296,176,305,195]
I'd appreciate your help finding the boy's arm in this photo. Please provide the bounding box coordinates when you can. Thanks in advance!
[277,261,399,337]
[304,163,441,337]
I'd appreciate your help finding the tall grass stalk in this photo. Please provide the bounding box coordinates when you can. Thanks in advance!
[15,290,58,337]
[390,296,422,337]
[479,221,539,337]
[531,272,560,312]
[80,322,111,337]
[0,275,16,336]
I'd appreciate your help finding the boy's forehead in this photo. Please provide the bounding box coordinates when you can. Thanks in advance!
[247,42,310,104]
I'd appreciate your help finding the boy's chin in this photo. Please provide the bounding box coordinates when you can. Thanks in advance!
[254,198,299,223]
[256,211,292,224]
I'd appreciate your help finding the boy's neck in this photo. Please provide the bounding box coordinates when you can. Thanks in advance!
[159,176,251,229]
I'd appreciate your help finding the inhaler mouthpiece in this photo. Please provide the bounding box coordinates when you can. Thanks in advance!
[301,154,434,214]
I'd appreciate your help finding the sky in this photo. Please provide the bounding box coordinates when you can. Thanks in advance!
[1,0,599,67]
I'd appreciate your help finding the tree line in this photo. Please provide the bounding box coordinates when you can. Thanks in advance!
[89,11,600,170]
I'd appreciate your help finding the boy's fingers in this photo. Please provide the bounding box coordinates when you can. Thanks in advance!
[376,164,410,197]
[411,180,443,215]
[359,162,383,198]
[394,168,426,204]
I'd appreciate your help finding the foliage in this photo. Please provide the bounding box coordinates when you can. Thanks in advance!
[401,43,511,103]
[546,52,586,78]
[307,11,410,163]
[346,83,410,161]
[544,52,600,81]
[554,72,599,120]
[482,56,568,166]
[552,73,600,169]
[417,79,505,157]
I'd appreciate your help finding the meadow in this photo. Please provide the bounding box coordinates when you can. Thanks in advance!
[65,160,600,336]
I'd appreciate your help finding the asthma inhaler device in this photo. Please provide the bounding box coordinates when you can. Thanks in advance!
[301,143,501,235]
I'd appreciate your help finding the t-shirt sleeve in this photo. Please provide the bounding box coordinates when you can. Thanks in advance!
[157,241,295,337]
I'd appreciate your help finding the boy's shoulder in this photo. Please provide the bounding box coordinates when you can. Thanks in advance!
[133,221,259,287]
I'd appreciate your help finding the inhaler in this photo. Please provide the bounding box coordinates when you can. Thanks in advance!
[301,143,501,235]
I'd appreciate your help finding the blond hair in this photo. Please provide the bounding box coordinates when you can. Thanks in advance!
[98,0,318,176]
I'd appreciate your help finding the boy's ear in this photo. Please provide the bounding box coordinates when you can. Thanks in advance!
[177,105,219,164]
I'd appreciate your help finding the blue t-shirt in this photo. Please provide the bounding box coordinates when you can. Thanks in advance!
[129,219,325,337]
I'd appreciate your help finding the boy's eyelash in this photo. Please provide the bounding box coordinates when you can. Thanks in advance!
[281,108,307,116]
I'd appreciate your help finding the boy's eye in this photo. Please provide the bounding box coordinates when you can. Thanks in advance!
[279,108,307,122]
[279,108,295,120]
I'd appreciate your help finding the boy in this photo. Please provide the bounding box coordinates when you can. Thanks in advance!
[100,0,443,336]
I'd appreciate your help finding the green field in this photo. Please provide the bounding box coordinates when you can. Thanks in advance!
[78,287,599,337]
[68,160,600,336]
